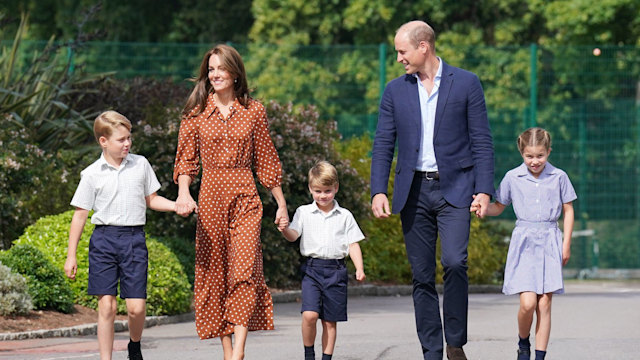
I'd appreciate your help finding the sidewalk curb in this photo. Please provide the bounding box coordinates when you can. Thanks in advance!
[0,284,501,341]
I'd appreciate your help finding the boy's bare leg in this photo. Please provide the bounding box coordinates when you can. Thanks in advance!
[534,294,553,351]
[518,292,537,338]
[221,334,233,360]
[231,325,248,360]
[302,311,319,346]
[126,298,146,341]
[321,320,337,355]
[97,295,117,360]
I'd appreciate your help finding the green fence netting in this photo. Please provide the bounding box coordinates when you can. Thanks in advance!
[6,41,640,270]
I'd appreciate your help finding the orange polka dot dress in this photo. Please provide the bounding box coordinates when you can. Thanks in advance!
[173,93,281,339]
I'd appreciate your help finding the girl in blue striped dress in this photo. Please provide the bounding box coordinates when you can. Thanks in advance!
[470,127,576,360]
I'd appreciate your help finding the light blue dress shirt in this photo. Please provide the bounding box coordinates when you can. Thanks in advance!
[415,57,443,171]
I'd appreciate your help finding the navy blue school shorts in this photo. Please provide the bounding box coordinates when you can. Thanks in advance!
[88,225,148,299]
[301,257,348,322]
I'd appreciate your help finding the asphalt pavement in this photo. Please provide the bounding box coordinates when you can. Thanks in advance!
[1,280,639,359]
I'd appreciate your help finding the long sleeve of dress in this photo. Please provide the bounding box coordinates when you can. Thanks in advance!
[252,102,282,190]
[173,113,201,183]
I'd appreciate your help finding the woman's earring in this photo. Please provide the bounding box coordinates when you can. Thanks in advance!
[234,78,238,83]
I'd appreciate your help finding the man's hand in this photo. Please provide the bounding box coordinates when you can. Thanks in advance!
[371,193,391,218]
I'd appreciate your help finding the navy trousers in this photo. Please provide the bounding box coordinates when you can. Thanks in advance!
[400,173,470,360]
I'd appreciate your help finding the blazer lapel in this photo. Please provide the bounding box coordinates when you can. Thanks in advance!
[403,74,422,131]
[434,62,453,139]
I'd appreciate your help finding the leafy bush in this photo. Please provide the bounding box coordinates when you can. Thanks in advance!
[1,13,106,152]
[0,125,88,250]
[14,210,192,316]
[0,244,74,313]
[336,134,509,284]
[0,14,106,249]
[0,262,34,316]
[260,101,369,288]
[154,236,195,288]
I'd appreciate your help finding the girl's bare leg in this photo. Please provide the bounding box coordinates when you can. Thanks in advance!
[534,293,553,351]
[518,292,538,338]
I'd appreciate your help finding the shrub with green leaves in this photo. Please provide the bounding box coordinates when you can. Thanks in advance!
[155,236,195,288]
[0,244,74,313]
[0,13,105,250]
[0,262,34,316]
[0,125,87,250]
[14,210,192,316]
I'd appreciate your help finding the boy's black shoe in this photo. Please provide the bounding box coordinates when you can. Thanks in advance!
[517,348,531,360]
[128,340,143,360]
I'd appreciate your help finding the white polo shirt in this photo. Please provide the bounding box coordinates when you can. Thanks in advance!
[70,153,161,226]
[289,201,365,259]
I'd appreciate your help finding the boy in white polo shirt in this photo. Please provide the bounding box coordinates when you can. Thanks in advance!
[281,160,365,360]
[64,110,177,360]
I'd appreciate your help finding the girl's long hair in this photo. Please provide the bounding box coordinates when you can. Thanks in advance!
[182,44,250,116]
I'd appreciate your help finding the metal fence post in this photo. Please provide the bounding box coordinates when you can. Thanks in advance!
[529,43,537,128]
[67,45,75,75]
[373,43,387,134]
[578,105,589,269]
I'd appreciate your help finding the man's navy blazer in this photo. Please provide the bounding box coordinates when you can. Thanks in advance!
[371,60,495,213]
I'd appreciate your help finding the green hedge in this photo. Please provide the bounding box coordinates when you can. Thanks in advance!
[0,244,74,313]
[14,210,192,315]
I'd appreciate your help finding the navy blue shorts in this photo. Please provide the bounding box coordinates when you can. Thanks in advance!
[88,225,148,299]
[301,257,348,322]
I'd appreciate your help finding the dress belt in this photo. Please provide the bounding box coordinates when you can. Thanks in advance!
[516,220,558,228]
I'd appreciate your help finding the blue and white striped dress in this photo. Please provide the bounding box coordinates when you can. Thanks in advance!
[495,162,577,295]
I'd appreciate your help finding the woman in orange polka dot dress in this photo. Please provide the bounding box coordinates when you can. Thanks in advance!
[173,44,289,360]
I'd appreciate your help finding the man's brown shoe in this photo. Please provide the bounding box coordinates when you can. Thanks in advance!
[446,345,467,360]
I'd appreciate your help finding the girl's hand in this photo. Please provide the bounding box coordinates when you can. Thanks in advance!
[562,244,571,266]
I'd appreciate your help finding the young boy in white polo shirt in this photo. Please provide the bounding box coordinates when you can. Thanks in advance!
[64,110,177,360]
[281,160,365,360]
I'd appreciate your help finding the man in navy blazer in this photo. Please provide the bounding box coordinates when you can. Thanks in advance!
[371,21,494,360]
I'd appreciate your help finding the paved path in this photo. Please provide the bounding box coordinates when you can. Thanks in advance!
[1,281,639,359]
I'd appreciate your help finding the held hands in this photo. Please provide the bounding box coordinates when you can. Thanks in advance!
[176,193,198,217]
[470,193,490,218]
[275,206,289,232]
